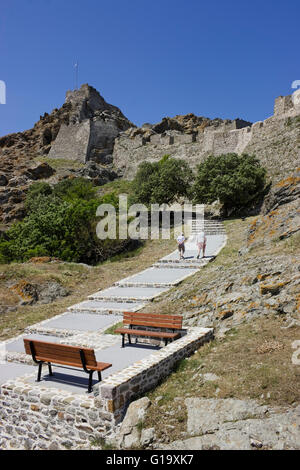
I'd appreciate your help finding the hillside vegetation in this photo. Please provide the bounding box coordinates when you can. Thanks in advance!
[130,172,299,447]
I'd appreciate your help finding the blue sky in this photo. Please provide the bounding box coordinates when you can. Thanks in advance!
[0,0,299,136]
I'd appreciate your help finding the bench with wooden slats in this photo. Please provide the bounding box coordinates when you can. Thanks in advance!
[115,312,183,348]
[24,339,112,393]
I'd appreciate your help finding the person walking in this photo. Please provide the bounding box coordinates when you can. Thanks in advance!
[177,233,185,259]
[196,230,207,259]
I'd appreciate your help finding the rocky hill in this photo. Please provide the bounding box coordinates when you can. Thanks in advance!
[0,85,299,229]
[0,84,133,227]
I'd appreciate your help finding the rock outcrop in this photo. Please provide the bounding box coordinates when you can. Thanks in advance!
[9,280,69,306]
[247,168,300,247]
[162,400,299,450]
[118,397,152,449]
[0,84,133,226]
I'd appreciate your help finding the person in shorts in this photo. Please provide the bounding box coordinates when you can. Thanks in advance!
[177,233,185,259]
[196,230,207,259]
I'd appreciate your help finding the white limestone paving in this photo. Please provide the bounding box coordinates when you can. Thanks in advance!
[0,232,226,394]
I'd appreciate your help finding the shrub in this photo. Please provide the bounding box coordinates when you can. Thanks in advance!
[25,182,53,210]
[132,155,193,206]
[192,153,267,213]
[0,177,138,265]
[53,177,97,201]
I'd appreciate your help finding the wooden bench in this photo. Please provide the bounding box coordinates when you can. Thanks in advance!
[115,312,183,348]
[24,339,112,393]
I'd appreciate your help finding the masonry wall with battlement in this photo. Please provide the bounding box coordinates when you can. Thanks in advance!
[112,90,300,182]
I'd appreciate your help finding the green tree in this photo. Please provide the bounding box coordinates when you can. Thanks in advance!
[0,177,138,264]
[192,153,267,212]
[53,177,97,201]
[132,155,193,205]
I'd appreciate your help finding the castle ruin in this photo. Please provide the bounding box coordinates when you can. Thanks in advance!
[44,85,300,182]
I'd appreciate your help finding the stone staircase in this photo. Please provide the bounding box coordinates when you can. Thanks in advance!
[2,226,227,366]
[191,219,226,235]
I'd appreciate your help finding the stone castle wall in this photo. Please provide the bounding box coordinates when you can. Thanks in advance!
[48,121,91,163]
[46,88,299,178]
[48,84,132,164]
[112,90,300,182]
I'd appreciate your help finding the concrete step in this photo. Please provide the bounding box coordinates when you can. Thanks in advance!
[89,286,170,302]
[155,257,211,268]
[191,231,225,235]
[115,267,198,288]
[24,312,123,337]
[153,261,208,269]
[191,221,224,224]
[191,225,225,228]
[68,300,145,314]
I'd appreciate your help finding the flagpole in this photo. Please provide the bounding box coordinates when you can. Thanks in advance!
[74,61,78,90]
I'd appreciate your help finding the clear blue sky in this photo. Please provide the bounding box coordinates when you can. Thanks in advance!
[0,0,299,136]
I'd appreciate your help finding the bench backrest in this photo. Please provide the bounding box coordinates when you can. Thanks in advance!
[123,312,183,330]
[24,339,97,368]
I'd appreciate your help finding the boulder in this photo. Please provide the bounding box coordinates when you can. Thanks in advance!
[77,162,118,186]
[0,173,8,186]
[118,397,151,449]
[9,280,69,305]
[25,162,55,180]
[185,398,268,436]
[140,428,156,447]
[37,281,69,304]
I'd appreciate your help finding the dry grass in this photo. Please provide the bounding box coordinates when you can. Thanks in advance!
[144,316,300,443]
[33,156,85,170]
[256,339,284,354]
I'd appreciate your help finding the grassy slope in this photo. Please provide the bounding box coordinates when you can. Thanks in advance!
[0,236,176,341]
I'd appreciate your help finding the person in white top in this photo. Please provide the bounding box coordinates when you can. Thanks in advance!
[196,231,207,259]
[177,233,185,259]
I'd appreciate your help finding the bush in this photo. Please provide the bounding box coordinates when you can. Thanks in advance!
[0,177,138,265]
[131,155,193,206]
[25,182,53,210]
[53,177,97,201]
[192,153,267,213]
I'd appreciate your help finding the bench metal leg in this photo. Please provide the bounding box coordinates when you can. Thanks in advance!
[37,362,43,382]
[97,371,102,382]
[48,362,53,376]
[128,334,131,345]
[88,371,94,394]
[121,334,125,348]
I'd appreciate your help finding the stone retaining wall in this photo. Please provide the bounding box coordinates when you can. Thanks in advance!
[0,327,213,450]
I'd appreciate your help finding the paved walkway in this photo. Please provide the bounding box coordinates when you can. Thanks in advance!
[0,230,226,395]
